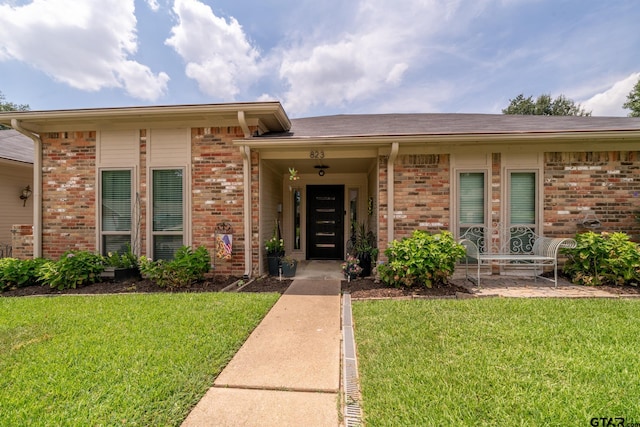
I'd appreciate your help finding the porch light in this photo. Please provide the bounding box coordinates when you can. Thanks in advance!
[19,185,32,206]
[315,165,329,176]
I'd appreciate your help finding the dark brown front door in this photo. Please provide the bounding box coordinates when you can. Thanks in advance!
[307,185,344,259]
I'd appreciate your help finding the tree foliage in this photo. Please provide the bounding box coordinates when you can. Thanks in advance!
[0,90,30,129]
[502,93,591,116]
[622,77,640,117]
[0,90,29,112]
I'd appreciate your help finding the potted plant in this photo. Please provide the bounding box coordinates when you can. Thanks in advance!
[101,244,140,281]
[348,222,378,277]
[265,231,284,276]
[281,256,298,277]
[341,255,362,281]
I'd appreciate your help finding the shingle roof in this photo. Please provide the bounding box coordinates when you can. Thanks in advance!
[0,129,34,164]
[264,113,640,138]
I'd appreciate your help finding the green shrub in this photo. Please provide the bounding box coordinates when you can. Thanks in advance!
[138,246,210,288]
[0,258,46,291]
[103,244,138,269]
[563,231,640,286]
[378,230,466,288]
[37,251,106,290]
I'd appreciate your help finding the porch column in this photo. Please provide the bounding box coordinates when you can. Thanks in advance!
[240,145,252,278]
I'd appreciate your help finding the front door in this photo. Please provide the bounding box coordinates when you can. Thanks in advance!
[307,185,344,259]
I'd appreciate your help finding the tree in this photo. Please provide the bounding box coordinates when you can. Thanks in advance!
[502,93,591,116]
[622,77,640,117]
[0,91,30,129]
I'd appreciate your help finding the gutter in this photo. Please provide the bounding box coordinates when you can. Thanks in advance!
[238,111,252,278]
[387,142,399,244]
[11,119,42,258]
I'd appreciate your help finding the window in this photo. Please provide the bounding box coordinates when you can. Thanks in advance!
[509,172,536,227]
[458,172,486,235]
[152,169,184,260]
[100,169,132,254]
[293,189,301,250]
[509,171,537,251]
[349,188,358,237]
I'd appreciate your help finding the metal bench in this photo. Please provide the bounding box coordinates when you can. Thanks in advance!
[459,225,576,287]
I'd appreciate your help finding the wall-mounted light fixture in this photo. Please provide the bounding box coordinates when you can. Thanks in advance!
[314,165,329,176]
[19,185,32,207]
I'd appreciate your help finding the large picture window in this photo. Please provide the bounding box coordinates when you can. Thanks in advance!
[152,168,184,260]
[100,169,132,254]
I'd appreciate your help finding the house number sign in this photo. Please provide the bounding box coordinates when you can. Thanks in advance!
[309,150,325,159]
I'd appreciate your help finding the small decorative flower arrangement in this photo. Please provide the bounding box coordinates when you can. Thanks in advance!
[265,235,284,255]
[341,255,362,280]
[289,167,300,181]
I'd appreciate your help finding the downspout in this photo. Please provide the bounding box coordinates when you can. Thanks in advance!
[387,142,399,244]
[238,111,252,278]
[11,119,42,258]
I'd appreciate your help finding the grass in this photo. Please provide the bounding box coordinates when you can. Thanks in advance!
[0,292,279,426]
[352,298,640,426]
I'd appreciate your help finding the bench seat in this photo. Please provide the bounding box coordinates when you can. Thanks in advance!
[459,226,576,288]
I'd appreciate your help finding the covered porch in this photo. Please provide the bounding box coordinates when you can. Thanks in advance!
[256,147,379,273]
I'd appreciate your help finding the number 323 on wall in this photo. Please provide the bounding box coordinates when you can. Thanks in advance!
[309,150,324,159]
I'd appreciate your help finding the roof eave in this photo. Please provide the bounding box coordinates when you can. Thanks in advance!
[0,102,291,133]
[234,129,640,148]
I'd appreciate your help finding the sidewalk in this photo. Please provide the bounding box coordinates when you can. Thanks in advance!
[182,264,343,427]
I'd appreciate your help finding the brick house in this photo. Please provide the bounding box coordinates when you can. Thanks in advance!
[1,102,639,276]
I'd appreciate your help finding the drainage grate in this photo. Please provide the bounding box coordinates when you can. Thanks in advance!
[342,293,363,426]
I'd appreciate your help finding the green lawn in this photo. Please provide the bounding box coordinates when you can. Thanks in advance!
[0,292,279,426]
[353,298,640,426]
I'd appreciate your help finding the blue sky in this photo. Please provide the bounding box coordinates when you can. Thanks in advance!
[1,0,639,118]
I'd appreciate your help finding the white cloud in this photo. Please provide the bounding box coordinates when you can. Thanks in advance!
[277,0,495,115]
[0,0,169,101]
[145,0,160,11]
[581,73,640,117]
[165,0,262,100]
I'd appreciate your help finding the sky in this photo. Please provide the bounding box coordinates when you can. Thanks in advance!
[0,0,639,119]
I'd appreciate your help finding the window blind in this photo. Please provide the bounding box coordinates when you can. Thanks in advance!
[152,169,183,260]
[459,172,485,224]
[510,172,535,225]
[102,170,131,232]
[153,169,183,232]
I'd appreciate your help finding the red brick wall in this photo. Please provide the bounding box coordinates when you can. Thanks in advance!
[544,151,640,239]
[41,132,97,259]
[10,224,33,260]
[393,154,450,239]
[250,150,260,276]
[191,127,252,275]
[377,155,388,255]
[137,129,147,257]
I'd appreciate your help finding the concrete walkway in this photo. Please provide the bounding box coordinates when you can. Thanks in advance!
[182,261,343,427]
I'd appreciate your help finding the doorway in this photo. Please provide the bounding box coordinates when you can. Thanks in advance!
[306,185,344,259]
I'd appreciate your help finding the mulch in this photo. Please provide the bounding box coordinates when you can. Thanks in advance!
[2,274,638,298]
[0,274,467,298]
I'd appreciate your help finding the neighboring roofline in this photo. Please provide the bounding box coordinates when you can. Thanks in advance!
[0,102,292,133]
[0,157,33,167]
[0,129,35,163]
